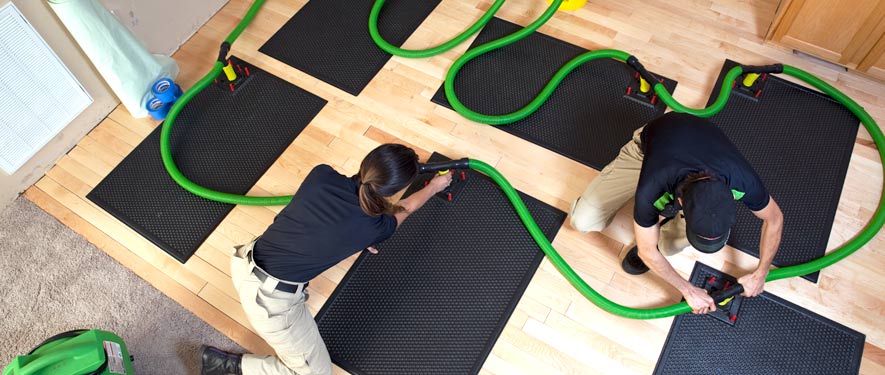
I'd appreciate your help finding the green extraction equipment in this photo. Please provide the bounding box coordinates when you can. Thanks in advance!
[3,329,134,375]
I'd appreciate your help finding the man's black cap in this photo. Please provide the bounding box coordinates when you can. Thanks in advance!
[681,179,736,253]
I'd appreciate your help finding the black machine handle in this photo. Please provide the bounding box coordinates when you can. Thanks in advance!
[740,64,783,75]
[626,56,661,87]
[711,284,744,304]
[218,42,231,62]
[418,158,470,174]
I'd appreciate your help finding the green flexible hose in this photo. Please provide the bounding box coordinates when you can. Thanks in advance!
[369,0,506,58]
[159,0,292,206]
[763,65,885,282]
[470,159,692,318]
[443,0,567,124]
[161,0,884,319]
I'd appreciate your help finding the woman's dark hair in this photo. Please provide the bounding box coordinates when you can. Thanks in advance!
[676,170,717,198]
[355,144,419,216]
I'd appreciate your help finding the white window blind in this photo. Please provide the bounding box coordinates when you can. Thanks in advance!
[0,3,92,175]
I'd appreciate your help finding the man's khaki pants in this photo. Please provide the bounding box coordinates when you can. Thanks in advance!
[569,127,689,256]
[231,241,332,375]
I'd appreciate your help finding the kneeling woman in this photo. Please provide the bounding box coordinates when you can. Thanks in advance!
[201,144,452,375]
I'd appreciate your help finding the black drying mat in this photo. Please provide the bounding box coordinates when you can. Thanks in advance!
[707,60,860,282]
[87,56,327,263]
[259,0,440,96]
[431,17,677,170]
[316,153,566,375]
[654,262,864,375]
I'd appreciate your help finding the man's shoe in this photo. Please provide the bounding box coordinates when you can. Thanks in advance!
[621,246,649,275]
[201,345,243,375]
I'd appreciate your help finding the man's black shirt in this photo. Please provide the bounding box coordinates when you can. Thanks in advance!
[634,112,770,227]
[253,165,397,282]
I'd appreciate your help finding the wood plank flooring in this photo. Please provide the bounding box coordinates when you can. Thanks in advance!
[24,0,885,373]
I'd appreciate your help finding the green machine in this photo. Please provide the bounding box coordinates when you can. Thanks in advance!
[3,330,134,375]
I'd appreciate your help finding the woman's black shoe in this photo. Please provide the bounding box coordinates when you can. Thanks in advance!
[621,246,650,275]
[201,345,242,375]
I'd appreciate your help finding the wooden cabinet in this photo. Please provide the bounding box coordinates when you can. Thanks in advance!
[767,0,885,76]
[858,33,885,80]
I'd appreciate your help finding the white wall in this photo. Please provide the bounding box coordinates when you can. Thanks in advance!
[0,0,228,212]
[100,0,227,55]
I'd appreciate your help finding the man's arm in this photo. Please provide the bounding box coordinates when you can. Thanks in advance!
[738,196,783,297]
[634,221,716,314]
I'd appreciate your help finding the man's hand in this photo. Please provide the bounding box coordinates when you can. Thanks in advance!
[738,270,767,297]
[682,285,716,314]
[427,172,453,194]
[365,246,379,254]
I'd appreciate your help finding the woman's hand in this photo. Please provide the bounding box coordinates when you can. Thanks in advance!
[427,172,453,194]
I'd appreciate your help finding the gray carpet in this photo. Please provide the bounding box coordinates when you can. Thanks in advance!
[0,197,243,374]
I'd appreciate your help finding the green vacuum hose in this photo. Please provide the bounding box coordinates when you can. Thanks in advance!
[369,0,505,58]
[160,0,884,319]
[159,0,292,206]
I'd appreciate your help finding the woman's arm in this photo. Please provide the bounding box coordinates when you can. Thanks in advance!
[394,173,453,226]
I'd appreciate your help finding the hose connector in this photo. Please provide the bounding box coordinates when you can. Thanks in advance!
[711,284,744,304]
[740,64,783,75]
[418,158,470,174]
[218,42,232,63]
[626,56,660,89]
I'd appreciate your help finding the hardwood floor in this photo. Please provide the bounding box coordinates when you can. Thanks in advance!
[24,0,885,373]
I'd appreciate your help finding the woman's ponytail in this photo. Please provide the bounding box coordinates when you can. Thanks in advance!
[358,180,393,216]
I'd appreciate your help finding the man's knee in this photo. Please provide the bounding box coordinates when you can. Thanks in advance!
[569,198,612,233]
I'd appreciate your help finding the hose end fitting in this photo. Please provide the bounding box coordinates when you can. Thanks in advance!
[218,42,232,63]
[418,158,470,174]
[740,63,783,75]
[626,56,660,89]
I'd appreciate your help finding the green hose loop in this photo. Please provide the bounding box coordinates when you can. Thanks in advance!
[369,0,506,58]
[443,0,569,124]
[159,0,293,206]
[763,65,885,282]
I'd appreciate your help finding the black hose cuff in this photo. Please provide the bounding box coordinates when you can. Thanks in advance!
[626,56,660,86]
[740,64,783,74]
[418,158,470,174]
[218,42,231,63]
[711,284,744,304]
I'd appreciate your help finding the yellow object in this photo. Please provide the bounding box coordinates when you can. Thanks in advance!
[223,62,238,81]
[438,170,450,176]
[742,73,760,87]
[546,0,587,11]
[717,296,735,306]
[639,77,651,93]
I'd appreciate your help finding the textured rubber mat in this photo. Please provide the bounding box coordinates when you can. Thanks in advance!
[315,153,566,375]
[259,0,440,96]
[87,56,327,263]
[431,17,677,170]
[707,60,859,282]
[654,262,865,375]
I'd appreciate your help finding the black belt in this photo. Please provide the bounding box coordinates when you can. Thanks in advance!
[252,268,308,293]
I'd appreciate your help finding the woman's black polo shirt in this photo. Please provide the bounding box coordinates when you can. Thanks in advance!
[253,165,397,282]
